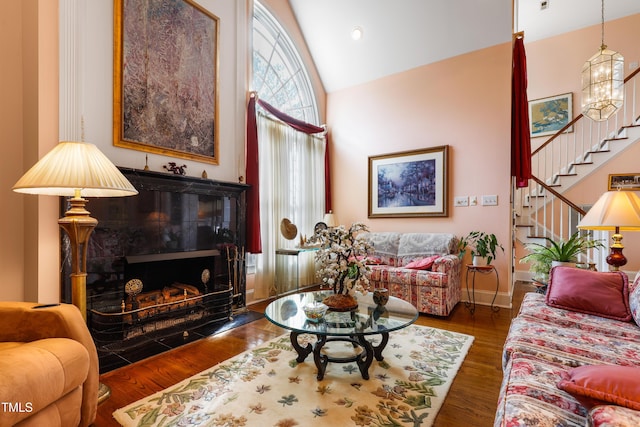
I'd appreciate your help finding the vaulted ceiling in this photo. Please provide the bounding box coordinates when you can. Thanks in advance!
[289,0,640,93]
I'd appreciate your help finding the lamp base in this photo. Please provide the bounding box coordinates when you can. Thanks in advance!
[606,247,627,271]
[606,232,627,271]
[98,382,111,405]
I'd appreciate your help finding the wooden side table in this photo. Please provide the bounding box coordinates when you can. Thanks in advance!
[465,264,499,314]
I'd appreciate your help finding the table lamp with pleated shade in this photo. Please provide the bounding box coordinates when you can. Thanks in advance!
[578,190,640,271]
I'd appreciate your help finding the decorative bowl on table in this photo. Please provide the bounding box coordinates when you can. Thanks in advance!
[303,302,328,322]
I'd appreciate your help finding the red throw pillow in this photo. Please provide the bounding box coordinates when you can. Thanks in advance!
[545,267,631,321]
[405,255,439,270]
[557,365,640,410]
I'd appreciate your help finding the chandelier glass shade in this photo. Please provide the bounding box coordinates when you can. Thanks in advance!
[581,46,624,121]
[581,0,624,122]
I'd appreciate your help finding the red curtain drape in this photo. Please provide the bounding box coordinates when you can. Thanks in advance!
[256,99,325,134]
[245,95,331,253]
[324,135,332,213]
[511,35,532,189]
[246,95,262,254]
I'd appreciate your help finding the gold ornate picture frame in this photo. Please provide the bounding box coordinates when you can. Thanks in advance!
[608,173,640,191]
[368,146,449,218]
[113,0,220,164]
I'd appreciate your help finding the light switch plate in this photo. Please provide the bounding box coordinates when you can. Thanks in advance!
[454,196,469,207]
[482,195,498,206]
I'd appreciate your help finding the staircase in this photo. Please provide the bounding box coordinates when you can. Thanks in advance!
[514,68,640,272]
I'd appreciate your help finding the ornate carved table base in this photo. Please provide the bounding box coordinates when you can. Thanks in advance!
[290,331,389,380]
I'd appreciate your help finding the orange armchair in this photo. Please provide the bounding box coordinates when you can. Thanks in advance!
[0,302,98,427]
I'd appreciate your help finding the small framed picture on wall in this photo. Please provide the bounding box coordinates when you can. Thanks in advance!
[529,92,573,138]
[608,173,640,191]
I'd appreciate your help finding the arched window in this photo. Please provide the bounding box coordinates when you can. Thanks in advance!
[250,2,325,299]
[252,1,319,124]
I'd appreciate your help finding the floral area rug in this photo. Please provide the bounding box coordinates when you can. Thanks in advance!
[113,325,474,427]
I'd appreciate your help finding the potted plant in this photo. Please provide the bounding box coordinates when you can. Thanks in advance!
[458,231,504,266]
[519,232,604,281]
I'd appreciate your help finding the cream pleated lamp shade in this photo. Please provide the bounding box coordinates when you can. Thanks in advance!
[578,191,640,231]
[13,141,138,197]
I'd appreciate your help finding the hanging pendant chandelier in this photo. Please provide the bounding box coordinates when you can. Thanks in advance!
[581,0,624,122]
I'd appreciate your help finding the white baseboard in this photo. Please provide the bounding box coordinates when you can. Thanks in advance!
[461,289,513,309]
[513,270,534,282]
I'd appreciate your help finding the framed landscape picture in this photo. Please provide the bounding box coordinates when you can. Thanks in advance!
[529,92,573,138]
[608,173,640,191]
[368,146,449,218]
[113,0,220,164]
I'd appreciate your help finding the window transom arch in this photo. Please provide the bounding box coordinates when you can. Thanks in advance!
[252,1,319,124]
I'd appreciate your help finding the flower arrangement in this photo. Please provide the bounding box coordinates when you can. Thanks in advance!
[314,222,373,296]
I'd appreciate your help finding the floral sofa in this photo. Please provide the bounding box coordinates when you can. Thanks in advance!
[495,267,640,426]
[359,232,461,316]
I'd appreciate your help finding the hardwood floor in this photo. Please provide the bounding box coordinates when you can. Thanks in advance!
[95,282,535,426]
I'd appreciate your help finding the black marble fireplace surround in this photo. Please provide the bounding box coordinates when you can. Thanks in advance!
[60,168,249,369]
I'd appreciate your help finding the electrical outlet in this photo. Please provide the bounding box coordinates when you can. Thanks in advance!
[454,196,469,207]
[469,196,477,206]
[482,195,498,206]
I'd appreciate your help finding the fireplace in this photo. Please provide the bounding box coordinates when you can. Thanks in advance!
[60,168,248,346]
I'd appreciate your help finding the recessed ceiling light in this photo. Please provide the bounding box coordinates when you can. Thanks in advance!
[351,26,363,41]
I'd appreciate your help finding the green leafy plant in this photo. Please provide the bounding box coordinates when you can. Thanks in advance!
[458,231,504,265]
[519,232,604,281]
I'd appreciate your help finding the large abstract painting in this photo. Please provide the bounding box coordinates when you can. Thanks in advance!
[368,146,449,218]
[113,0,219,164]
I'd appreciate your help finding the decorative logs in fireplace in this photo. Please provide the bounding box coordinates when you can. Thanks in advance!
[123,282,200,322]
[90,285,233,344]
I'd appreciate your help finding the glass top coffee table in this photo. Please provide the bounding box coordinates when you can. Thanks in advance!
[264,290,418,380]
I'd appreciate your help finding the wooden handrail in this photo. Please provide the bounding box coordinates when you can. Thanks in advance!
[532,67,640,156]
[530,175,586,216]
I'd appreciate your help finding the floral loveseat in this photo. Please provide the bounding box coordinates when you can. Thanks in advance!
[359,232,461,316]
[495,267,640,426]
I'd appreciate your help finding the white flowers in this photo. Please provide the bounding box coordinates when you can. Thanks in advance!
[314,222,373,295]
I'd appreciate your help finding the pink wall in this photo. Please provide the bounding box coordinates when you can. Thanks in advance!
[525,14,640,129]
[327,13,640,299]
[1,1,60,303]
[520,14,640,274]
[1,1,26,300]
[328,43,513,297]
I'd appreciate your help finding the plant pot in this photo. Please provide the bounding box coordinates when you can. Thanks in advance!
[551,261,575,269]
[472,255,488,266]
[322,293,358,311]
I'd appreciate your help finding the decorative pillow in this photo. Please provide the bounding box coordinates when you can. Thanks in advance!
[557,365,640,410]
[629,273,640,327]
[405,255,440,270]
[545,267,631,321]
